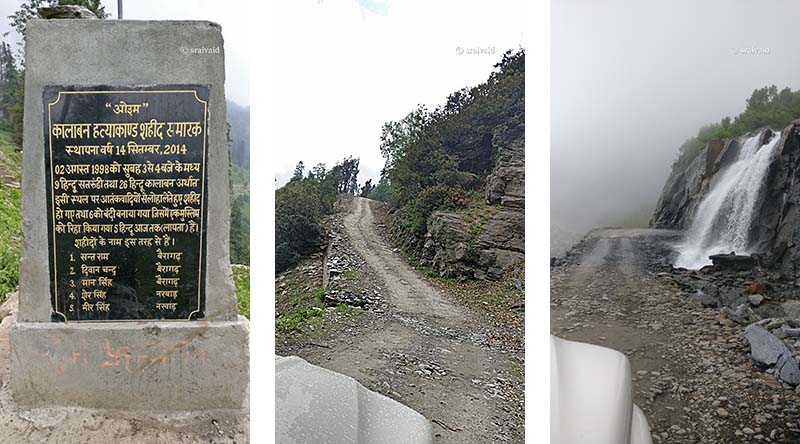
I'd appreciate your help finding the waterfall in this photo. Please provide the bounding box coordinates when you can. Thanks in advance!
[674,131,781,269]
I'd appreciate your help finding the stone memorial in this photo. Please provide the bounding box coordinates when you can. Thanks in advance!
[10,18,248,410]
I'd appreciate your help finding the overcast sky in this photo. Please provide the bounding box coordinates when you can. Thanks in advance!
[0,0,249,106]
[269,0,526,187]
[551,0,800,255]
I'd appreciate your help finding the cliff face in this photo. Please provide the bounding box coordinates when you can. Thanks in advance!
[649,144,709,229]
[759,123,800,272]
[652,120,800,273]
[390,126,525,280]
[424,127,524,279]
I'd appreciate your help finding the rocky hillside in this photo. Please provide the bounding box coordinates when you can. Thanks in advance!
[652,120,800,273]
[417,126,524,280]
[381,50,525,281]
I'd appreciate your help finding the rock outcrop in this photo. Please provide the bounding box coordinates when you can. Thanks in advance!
[652,121,800,274]
[649,143,710,229]
[392,126,525,280]
[38,6,98,19]
[485,128,524,209]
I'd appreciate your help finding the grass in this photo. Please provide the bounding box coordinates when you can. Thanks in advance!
[407,255,445,278]
[458,192,501,256]
[275,262,365,335]
[276,306,324,332]
[276,303,364,334]
[425,265,524,329]
[232,264,250,319]
[0,129,21,304]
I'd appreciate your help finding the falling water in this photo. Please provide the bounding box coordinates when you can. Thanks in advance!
[674,131,781,269]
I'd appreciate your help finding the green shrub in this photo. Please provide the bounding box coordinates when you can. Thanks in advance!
[232,265,249,319]
[275,180,324,272]
[0,186,21,302]
[377,49,524,245]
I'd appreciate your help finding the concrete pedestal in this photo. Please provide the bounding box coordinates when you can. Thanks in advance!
[11,19,248,411]
[11,318,249,410]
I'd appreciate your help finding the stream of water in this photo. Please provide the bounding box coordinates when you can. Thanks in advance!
[674,131,781,269]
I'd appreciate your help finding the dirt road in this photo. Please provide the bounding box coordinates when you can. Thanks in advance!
[551,228,800,443]
[282,197,524,443]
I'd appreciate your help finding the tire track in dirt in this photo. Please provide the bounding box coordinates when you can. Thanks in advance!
[344,197,464,322]
[287,197,523,443]
[551,228,800,443]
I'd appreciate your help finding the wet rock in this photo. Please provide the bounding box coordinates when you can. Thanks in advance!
[709,253,756,270]
[650,140,709,228]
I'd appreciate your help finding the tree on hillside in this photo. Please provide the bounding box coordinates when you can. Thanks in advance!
[275,155,362,271]
[0,42,19,123]
[309,163,326,180]
[8,71,23,147]
[360,179,374,197]
[379,105,430,174]
[290,161,305,183]
[327,157,360,194]
[377,49,524,234]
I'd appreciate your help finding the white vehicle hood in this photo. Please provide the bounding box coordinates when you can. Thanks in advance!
[276,355,434,444]
[551,335,652,444]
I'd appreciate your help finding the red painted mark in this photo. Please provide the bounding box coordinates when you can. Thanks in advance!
[101,339,132,373]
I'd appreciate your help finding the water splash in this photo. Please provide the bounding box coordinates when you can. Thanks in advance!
[674,131,781,269]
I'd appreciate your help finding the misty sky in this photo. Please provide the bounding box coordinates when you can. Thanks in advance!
[551,0,800,255]
[0,0,249,106]
[270,0,526,187]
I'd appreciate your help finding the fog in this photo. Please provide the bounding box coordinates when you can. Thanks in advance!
[551,0,800,255]
[269,0,526,188]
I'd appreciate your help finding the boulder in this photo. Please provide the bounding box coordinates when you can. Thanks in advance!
[423,208,523,280]
[38,5,98,19]
[688,290,718,308]
[744,324,784,367]
[709,254,756,270]
[777,354,800,385]
[748,294,765,306]
[724,304,757,325]
[783,300,800,320]
[744,324,800,385]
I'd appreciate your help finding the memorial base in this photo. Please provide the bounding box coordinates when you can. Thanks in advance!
[9,318,249,410]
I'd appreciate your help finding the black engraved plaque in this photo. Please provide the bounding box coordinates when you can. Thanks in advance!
[43,85,210,322]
